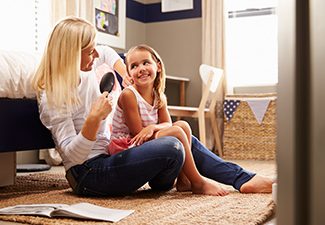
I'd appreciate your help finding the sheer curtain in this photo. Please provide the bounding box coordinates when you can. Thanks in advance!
[201,0,226,154]
[0,0,50,53]
[51,0,92,25]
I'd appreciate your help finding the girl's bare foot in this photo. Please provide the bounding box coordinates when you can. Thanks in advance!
[240,175,275,193]
[192,177,229,196]
[176,174,191,192]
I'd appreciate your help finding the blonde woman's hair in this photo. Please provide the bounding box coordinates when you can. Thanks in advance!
[125,44,167,109]
[32,16,96,110]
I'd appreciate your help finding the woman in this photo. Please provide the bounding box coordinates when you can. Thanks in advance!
[33,16,273,196]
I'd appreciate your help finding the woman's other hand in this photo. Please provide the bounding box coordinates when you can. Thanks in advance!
[113,59,132,87]
[122,75,133,87]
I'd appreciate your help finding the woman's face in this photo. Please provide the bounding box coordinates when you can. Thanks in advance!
[80,43,99,71]
[127,50,161,87]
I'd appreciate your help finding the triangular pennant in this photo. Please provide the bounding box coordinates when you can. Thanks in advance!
[247,99,271,124]
[224,100,241,122]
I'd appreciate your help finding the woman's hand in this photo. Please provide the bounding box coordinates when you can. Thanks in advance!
[89,92,112,121]
[82,92,112,141]
[131,125,156,146]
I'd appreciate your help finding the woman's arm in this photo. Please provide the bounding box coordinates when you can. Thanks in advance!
[81,92,112,141]
[39,91,112,165]
[95,46,131,87]
[113,59,132,87]
[39,105,93,165]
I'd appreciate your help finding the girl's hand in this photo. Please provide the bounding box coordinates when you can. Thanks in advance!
[131,125,155,146]
[89,92,112,121]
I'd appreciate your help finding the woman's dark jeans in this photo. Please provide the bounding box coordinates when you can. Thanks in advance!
[66,136,185,196]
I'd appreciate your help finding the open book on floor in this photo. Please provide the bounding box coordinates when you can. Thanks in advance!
[0,202,134,222]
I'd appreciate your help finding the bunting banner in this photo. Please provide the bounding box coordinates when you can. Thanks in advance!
[246,99,271,124]
[224,100,241,122]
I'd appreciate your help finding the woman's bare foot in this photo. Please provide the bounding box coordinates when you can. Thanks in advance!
[240,175,275,193]
[192,177,229,196]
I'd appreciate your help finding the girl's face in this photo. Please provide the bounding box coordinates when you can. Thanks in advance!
[80,43,99,71]
[127,50,161,87]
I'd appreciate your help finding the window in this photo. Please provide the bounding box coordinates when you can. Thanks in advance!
[225,0,278,93]
[0,0,51,53]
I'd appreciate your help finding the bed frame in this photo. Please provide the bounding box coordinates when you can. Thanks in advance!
[0,98,55,186]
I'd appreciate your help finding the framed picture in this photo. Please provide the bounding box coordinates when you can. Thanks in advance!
[92,0,125,49]
[161,0,193,12]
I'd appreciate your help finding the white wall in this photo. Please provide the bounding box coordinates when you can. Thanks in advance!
[125,18,147,50]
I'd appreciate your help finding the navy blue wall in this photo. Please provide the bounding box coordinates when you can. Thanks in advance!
[126,0,201,23]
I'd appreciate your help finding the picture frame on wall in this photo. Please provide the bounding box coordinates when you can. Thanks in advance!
[92,0,125,49]
[161,0,193,12]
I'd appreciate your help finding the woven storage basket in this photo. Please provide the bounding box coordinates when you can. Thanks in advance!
[223,93,277,160]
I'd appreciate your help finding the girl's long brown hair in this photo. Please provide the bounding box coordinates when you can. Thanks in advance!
[125,44,167,109]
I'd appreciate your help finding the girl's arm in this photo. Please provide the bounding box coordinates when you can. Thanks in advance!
[119,90,172,145]
[157,103,173,124]
[118,88,143,136]
[131,106,172,145]
[148,97,173,131]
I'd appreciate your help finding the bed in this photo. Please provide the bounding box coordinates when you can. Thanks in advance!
[0,50,55,152]
[0,50,55,186]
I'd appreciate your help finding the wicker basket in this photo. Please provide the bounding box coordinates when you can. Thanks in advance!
[223,93,277,160]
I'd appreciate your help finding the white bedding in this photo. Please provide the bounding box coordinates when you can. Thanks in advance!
[0,50,40,98]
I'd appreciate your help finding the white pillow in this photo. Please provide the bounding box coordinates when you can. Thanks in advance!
[0,50,40,98]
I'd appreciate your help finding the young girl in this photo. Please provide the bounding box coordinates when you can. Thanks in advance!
[108,44,229,196]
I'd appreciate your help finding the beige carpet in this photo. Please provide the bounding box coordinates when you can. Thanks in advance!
[0,160,276,225]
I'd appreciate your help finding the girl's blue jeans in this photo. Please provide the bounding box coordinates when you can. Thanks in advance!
[66,136,255,196]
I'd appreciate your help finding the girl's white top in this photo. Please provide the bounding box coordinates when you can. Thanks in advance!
[110,85,158,140]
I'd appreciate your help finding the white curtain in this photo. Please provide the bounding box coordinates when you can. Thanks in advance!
[51,0,93,25]
[201,0,226,154]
